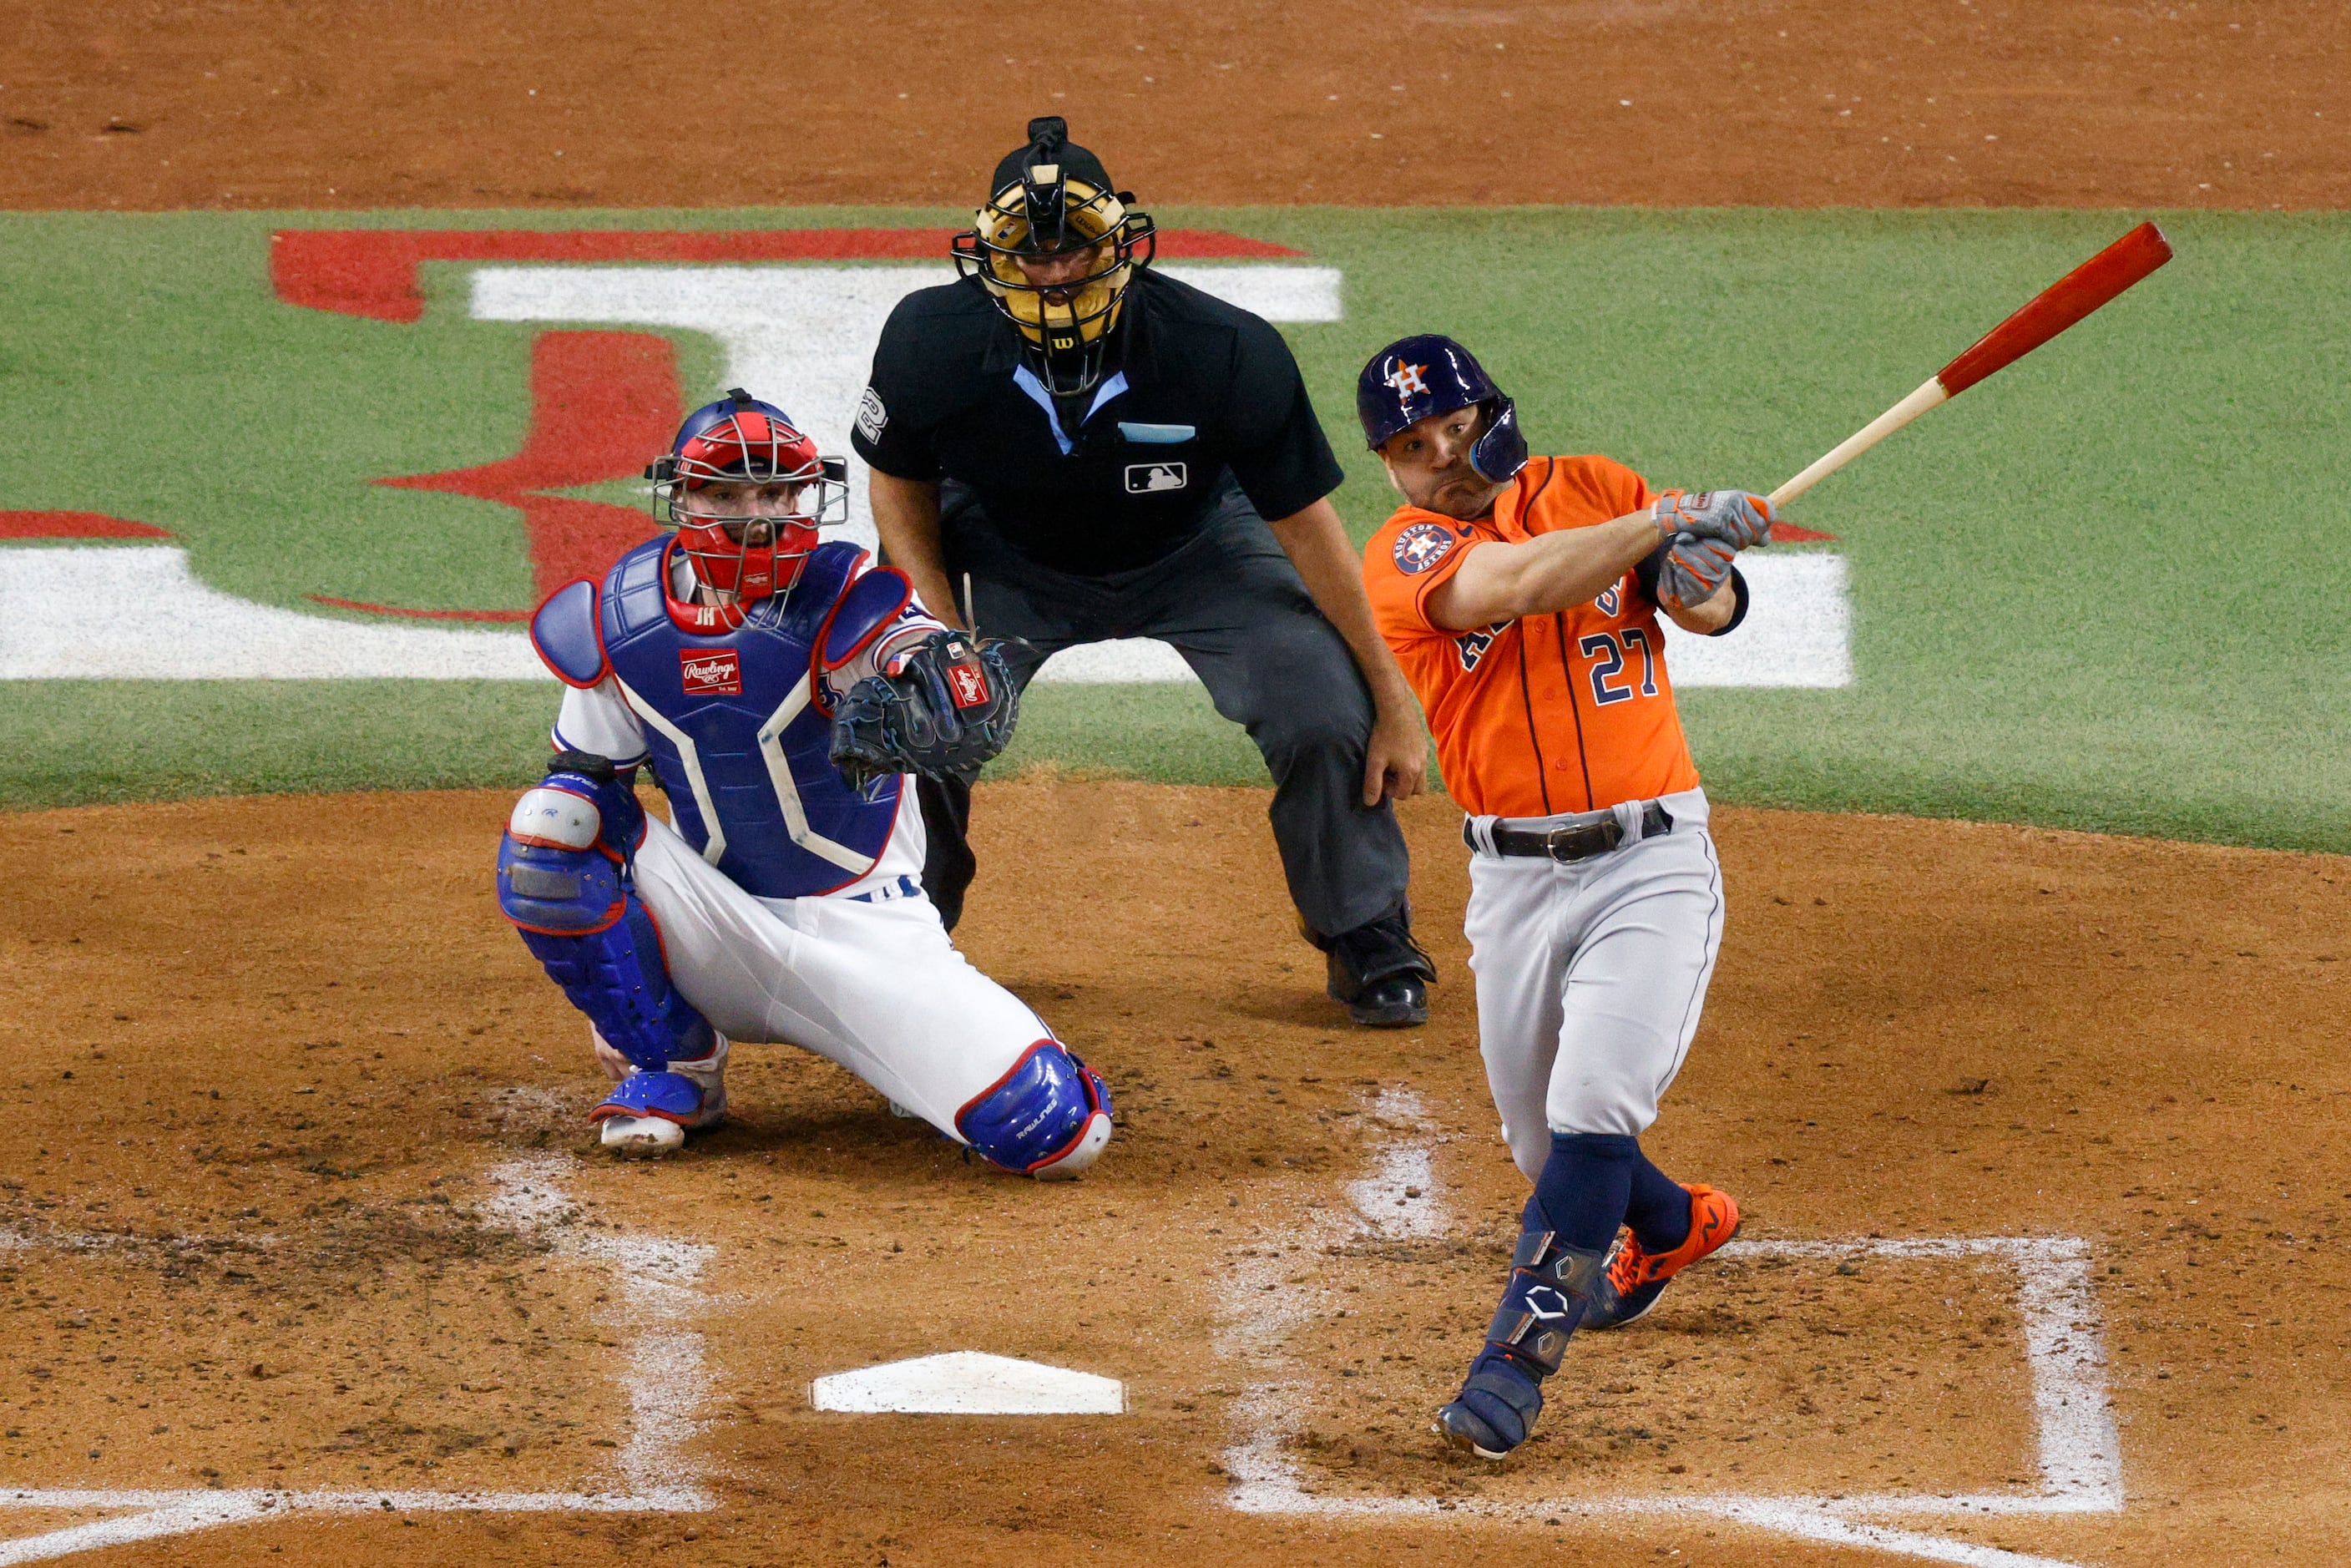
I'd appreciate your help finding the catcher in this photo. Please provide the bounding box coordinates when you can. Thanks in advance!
[496,388,1113,1175]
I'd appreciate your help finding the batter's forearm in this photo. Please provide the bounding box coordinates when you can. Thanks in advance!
[1431,511,1661,629]
[866,470,964,629]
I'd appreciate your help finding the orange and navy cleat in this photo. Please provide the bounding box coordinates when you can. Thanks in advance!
[1582,1184,1741,1330]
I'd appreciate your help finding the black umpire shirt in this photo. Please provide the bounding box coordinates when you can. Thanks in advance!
[852,269,1347,577]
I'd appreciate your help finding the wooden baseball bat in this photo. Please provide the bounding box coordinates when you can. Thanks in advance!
[1768,222,2174,508]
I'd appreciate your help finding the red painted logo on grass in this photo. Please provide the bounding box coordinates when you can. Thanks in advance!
[679,650,742,696]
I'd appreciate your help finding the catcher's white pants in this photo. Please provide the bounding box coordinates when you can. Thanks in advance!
[1463,787,1724,1181]
[627,813,1054,1141]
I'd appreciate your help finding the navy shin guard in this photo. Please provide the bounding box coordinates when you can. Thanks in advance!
[1437,1225,1607,1457]
[1438,1132,1645,1458]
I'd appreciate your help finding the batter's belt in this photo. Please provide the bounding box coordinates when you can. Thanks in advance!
[1466,800,1674,862]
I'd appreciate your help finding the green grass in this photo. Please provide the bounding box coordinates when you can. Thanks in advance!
[3,208,2347,851]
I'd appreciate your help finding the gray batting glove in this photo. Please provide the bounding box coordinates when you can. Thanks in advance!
[1657,534,1737,613]
[1651,489,1774,550]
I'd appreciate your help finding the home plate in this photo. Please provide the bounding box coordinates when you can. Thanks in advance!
[810,1352,1125,1415]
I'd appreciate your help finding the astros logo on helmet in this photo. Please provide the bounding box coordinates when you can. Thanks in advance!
[1384,359,1430,397]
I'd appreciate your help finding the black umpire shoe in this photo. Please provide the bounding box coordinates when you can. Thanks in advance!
[1322,908,1438,1028]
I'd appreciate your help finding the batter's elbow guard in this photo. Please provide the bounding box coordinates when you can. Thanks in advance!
[955,1041,1115,1179]
[1707,567,1751,636]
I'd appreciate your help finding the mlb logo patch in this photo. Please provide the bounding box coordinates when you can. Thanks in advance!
[1392,521,1455,574]
[678,649,742,695]
[1125,462,1187,494]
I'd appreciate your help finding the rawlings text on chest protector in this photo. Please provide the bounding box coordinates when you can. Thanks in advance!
[600,538,900,899]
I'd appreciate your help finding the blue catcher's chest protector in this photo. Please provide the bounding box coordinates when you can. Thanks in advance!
[598,539,902,899]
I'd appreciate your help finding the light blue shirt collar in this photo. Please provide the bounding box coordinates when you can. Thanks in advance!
[1011,367,1130,456]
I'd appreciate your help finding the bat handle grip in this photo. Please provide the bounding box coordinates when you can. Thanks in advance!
[1769,377,1952,508]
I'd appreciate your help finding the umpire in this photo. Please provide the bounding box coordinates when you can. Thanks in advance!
[856,115,1438,1028]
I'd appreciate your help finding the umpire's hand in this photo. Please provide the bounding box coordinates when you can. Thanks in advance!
[1365,701,1431,807]
[1265,497,1433,809]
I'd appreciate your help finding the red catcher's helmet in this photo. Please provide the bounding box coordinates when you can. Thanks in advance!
[645,388,847,608]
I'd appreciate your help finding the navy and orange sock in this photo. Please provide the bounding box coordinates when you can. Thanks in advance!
[1624,1146,1694,1253]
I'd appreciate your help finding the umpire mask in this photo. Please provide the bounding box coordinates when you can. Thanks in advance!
[952,115,1158,397]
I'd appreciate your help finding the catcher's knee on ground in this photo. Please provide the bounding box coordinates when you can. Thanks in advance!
[955,1040,1114,1179]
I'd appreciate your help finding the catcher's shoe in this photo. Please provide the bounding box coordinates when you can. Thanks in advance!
[589,1040,729,1159]
[1583,1183,1742,1330]
[1321,909,1438,1029]
[1433,1228,1606,1459]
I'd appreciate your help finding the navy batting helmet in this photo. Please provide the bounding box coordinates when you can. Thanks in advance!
[1357,335,1528,484]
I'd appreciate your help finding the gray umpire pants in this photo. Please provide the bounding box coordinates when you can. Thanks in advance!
[925,478,1411,943]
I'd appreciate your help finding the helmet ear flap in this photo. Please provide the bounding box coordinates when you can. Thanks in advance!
[1469,397,1529,484]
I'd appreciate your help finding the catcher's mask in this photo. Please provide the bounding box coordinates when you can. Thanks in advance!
[645,389,847,606]
[952,115,1156,398]
[1357,334,1529,485]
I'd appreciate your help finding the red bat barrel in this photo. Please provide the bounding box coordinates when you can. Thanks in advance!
[1937,222,2174,397]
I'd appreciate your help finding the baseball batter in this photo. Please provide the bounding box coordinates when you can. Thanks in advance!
[495,388,1112,1176]
[1356,336,1758,1458]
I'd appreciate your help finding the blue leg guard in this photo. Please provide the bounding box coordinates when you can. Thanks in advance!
[497,823,712,1074]
[1434,1211,1607,1459]
[954,1040,1114,1179]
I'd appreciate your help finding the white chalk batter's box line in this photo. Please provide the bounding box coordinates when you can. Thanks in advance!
[0,1156,714,1565]
[1223,1229,2126,1568]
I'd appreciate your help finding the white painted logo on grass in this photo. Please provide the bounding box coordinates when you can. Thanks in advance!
[0,260,1852,690]
[0,545,547,680]
[810,1351,1125,1415]
[1657,552,1853,688]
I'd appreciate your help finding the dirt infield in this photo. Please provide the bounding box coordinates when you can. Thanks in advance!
[5,0,2346,210]
[2,778,2345,1565]
[5,3,2348,1560]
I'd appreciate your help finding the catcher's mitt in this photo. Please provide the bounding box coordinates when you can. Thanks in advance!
[828,630,1020,793]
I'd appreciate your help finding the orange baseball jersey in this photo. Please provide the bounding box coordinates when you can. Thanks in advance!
[1363,454,1701,820]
